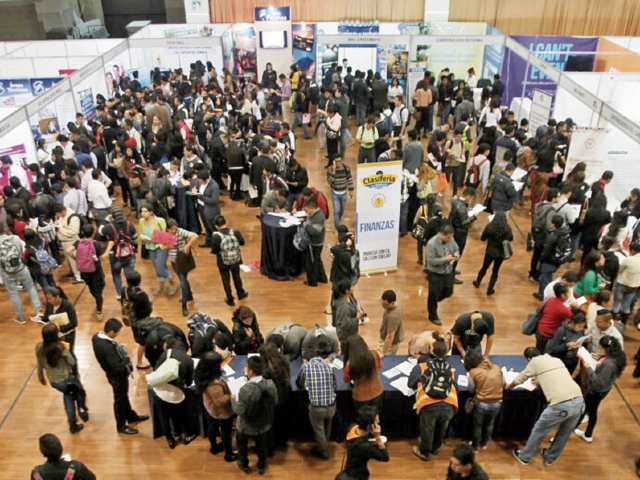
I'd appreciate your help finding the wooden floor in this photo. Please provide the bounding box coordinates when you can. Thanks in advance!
[1,130,639,479]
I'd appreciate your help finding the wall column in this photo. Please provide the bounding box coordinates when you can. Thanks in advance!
[424,0,450,22]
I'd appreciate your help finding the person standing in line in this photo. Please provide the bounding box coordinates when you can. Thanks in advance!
[446,442,489,480]
[426,224,460,326]
[449,187,477,284]
[472,210,513,295]
[212,215,248,306]
[296,337,338,459]
[391,95,410,149]
[332,279,362,359]
[302,199,328,287]
[86,169,113,226]
[54,204,83,284]
[92,318,149,435]
[30,433,96,480]
[36,323,88,434]
[326,156,354,231]
[490,163,519,216]
[537,215,570,299]
[232,356,278,475]
[343,335,384,418]
[450,311,495,358]
[378,290,405,355]
[121,270,153,369]
[68,224,105,317]
[611,242,640,325]
[37,287,78,354]
[535,283,576,354]
[509,347,584,467]
[0,223,42,323]
[166,218,199,316]
[334,87,352,156]
[99,207,138,301]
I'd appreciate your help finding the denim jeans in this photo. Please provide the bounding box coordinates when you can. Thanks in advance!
[51,377,87,427]
[419,404,454,457]
[172,263,193,304]
[331,191,347,230]
[472,401,502,448]
[292,111,310,138]
[148,247,171,282]
[2,268,41,318]
[613,283,638,315]
[538,263,558,299]
[109,253,136,297]
[520,396,584,463]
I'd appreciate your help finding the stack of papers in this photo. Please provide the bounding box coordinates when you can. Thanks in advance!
[468,204,486,218]
[330,358,344,370]
[457,375,469,388]
[501,367,520,385]
[222,364,235,377]
[226,376,248,397]
[515,378,537,391]
[389,376,415,397]
[382,368,401,379]
[512,167,528,181]
[512,180,525,191]
[578,346,598,370]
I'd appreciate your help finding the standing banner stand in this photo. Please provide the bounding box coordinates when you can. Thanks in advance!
[528,89,552,132]
[355,161,403,275]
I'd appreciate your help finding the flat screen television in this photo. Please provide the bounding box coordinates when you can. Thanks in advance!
[260,30,287,49]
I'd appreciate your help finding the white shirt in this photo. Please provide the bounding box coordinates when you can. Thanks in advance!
[543,279,575,301]
[81,168,112,193]
[590,324,624,355]
[63,188,89,216]
[87,179,112,209]
[61,142,75,160]
[388,85,403,103]
[251,100,262,121]
[479,106,502,128]
[8,165,29,188]
[392,104,409,127]
[469,154,491,191]
[466,74,477,89]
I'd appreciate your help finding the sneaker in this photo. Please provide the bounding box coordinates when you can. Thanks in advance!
[528,276,539,283]
[431,444,443,455]
[167,285,178,296]
[13,317,26,325]
[541,448,553,466]
[574,428,592,443]
[72,278,84,284]
[359,316,370,325]
[238,291,249,300]
[430,318,443,326]
[70,423,84,434]
[512,448,529,466]
[78,408,89,422]
[116,295,122,301]
[581,414,589,425]
[412,445,430,462]
[480,444,488,450]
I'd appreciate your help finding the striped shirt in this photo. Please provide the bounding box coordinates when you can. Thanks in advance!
[168,228,197,263]
[299,357,337,407]
[327,164,354,194]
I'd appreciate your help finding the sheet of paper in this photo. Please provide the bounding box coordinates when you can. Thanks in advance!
[488,214,495,223]
[469,204,487,217]
[330,358,344,370]
[222,364,235,377]
[49,312,69,327]
[407,357,417,365]
[389,376,416,397]
[247,353,260,358]
[575,334,592,347]
[515,378,537,391]
[501,367,519,385]
[457,375,469,388]
[239,264,251,273]
[578,346,598,370]
[574,296,588,306]
[382,368,401,379]
[226,376,247,397]
[512,180,525,191]
[512,167,528,181]
[395,360,416,376]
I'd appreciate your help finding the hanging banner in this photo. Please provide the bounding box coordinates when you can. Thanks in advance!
[0,78,31,106]
[407,66,426,97]
[78,88,97,121]
[355,161,403,274]
[30,78,62,97]
[254,6,290,22]
[228,25,257,83]
[387,47,408,89]
[528,89,553,133]
[291,23,316,79]
[482,25,505,78]
[501,35,599,107]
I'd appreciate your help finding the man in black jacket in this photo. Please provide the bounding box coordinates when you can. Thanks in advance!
[537,215,569,299]
[92,318,148,435]
[302,199,327,287]
[448,187,477,284]
[31,433,95,480]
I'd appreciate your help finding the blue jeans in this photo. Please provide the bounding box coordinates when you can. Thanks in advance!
[613,283,638,315]
[472,401,502,448]
[172,263,193,304]
[148,248,171,282]
[109,254,136,297]
[339,127,352,156]
[292,112,310,138]
[51,377,87,427]
[2,267,41,318]
[331,191,347,230]
[538,263,558,298]
[520,396,584,463]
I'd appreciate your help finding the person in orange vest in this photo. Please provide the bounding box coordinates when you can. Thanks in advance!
[408,337,459,461]
[336,405,389,480]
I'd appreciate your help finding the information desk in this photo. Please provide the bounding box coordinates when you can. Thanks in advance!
[259,214,304,280]
[147,354,545,441]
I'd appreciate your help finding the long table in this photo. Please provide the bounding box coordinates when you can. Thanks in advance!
[147,354,545,441]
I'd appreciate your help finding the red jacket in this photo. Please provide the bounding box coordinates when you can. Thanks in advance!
[295,188,329,218]
[537,297,572,338]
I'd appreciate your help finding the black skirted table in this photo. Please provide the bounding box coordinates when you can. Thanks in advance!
[147,354,545,442]
[259,213,304,280]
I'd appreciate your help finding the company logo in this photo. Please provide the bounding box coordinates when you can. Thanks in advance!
[255,6,289,21]
[258,8,267,20]
[371,193,386,208]
[585,138,595,149]
[361,170,397,189]
[32,81,45,95]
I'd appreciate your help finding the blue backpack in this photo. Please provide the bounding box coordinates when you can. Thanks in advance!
[35,246,58,275]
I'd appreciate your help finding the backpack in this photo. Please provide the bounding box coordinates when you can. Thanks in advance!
[554,229,572,264]
[187,313,232,358]
[531,203,555,245]
[0,238,23,274]
[76,239,97,273]
[382,113,393,136]
[293,225,310,251]
[311,191,330,220]
[466,157,487,189]
[67,213,90,232]
[35,245,58,275]
[421,358,453,399]
[216,230,241,266]
[243,381,275,428]
[113,224,135,260]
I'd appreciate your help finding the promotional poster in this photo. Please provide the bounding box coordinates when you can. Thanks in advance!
[291,23,316,79]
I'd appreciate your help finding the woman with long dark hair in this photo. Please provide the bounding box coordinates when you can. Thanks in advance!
[194,351,237,461]
[343,335,383,417]
[575,249,604,298]
[36,323,88,434]
[574,335,626,442]
[600,210,631,255]
[260,342,291,453]
[581,194,611,257]
[473,211,514,295]
[232,306,264,355]
[530,172,550,216]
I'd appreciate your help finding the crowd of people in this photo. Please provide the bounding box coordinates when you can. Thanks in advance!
[1,57,635,479]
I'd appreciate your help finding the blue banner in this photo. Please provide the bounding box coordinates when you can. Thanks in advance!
[78,88,97,122]
[337,24,380,35]
[0,78,30,98]
[254,6,290,22]
[30,77,62,96]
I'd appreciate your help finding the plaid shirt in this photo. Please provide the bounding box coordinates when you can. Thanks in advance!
[298,357,337,407]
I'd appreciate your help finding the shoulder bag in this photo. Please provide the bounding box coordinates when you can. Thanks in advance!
[522,299,547,336]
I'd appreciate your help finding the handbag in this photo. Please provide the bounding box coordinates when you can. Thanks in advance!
[146,350,180,387]
[502,239,513,260]
[522,300,547,335]
[435,172,449,193]
[166,195,176,209]
[302,113,311,124]
[175,250,196,274]
[326,128,339,140]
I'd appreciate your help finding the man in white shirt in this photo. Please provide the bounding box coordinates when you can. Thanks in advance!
[589,309,624,354]
[124,120,142,151]
[392,96,409,149]
[81,160,112,193]
[0,156,29,188]
[63,178,89,216]
[543,271,579,301]
[87,169,113,224]
[57,134,75,160]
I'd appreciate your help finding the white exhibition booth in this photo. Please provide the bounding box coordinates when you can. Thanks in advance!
[0,24,636,204]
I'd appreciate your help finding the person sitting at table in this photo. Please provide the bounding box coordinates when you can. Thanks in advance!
[153,336,196,449]
[343,335,384,418]
[301,324,339,361]
[463,351,505,452]
[509,347,584,467]
[450,311,495,358]
[302,199,328,287]
[232,306,264,355]
[446,442,489,480]
[194,351,237,462]
[546,312,587,374]
[293,186,329,218]
[260,187,288,216]
[335,406,389,480]
[408,331,454,358]
[266,324,308,361]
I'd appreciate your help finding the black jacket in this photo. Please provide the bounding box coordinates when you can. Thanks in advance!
[211,227,245,268]
[31,460,95,480]
[145,322,189,368]
[341,425,390,480]
[43,298,77,336]
[233,318,264,355]
[92,332,131,379]
[330,243,356,284]
[541,226,569,265]
[490,172,518,212]
[480,223,514,258]
[285,166,309,196]
[449,198,473,234]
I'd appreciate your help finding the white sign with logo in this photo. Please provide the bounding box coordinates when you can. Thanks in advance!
[528,89,553,133]
[355,160,402,274]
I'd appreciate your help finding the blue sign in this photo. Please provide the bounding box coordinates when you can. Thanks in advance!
[30,77,62,96]
[337,24,380,35]
[0,78,30,97]
[254,6,290,22]
[78,88,97,121]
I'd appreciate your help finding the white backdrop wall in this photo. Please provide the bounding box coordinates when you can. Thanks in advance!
[0,119,37,164]
[0,57,97,78]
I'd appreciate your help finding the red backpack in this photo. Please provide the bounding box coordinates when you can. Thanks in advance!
[76,239,97,273]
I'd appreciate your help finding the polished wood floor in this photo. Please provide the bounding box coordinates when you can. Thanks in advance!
[1,127,639,479]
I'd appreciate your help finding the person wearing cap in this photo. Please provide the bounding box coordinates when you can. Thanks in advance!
[378,290,405,355]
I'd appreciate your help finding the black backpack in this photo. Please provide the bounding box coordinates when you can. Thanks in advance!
[421,358,453,399]
[554,229,572,264]
[243,381,275,429]
[531,203,555,245]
